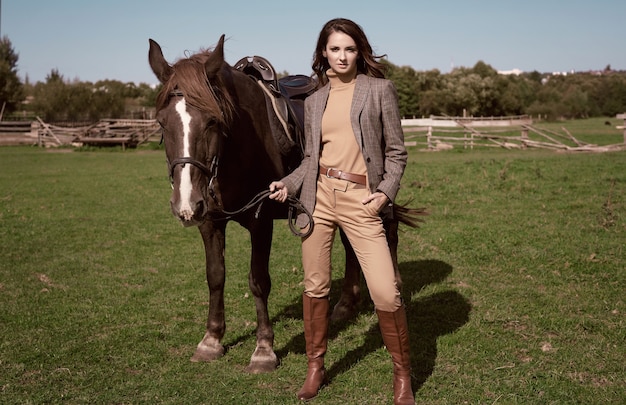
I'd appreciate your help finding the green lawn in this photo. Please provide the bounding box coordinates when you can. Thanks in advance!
[0,124,624,404]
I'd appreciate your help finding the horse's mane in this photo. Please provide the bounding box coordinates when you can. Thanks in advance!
[156,49,235,126]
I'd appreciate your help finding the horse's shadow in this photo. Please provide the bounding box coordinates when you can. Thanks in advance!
[269,259,472,391]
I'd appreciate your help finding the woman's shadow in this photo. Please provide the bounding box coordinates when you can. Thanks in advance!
[273,259,472,392]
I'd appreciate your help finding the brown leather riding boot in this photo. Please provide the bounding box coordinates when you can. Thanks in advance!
[376,305,416,405]
[297,294,329,401]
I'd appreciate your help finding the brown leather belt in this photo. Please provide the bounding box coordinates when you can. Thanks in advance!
[320,165,366,185]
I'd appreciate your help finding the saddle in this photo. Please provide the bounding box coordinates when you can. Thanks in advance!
[234,56,317,160]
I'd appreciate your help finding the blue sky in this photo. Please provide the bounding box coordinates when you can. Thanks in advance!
[4,0,625,85]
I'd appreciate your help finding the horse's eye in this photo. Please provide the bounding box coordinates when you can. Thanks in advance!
[207,118,217,128]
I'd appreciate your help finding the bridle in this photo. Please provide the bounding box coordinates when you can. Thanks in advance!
[168,155,220,203]
[163,88,223,203]
[163,89,312,237]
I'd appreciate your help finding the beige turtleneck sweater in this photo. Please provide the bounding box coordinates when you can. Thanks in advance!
[319,70,367,177]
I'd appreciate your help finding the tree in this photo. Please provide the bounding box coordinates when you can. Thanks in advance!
[30,69,67,121]
[471,60,497,79]
[415,69,444,116]
[385,61,420,118]
[494,74,538,116]
[588,74,626,116]
[0,36,25,116]
[28,71,128,121]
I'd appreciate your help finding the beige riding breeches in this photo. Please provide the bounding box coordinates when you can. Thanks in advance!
[301,175,401,312]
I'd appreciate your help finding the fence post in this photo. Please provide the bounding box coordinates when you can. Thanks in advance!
[32,121,42,147]
[618,113,626,144]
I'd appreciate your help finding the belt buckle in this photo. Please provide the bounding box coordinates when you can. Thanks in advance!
[325,167,341,179]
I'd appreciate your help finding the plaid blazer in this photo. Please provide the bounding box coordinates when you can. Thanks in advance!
[282,74,407,227]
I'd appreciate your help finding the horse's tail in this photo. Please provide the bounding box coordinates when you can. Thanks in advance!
[392,201,429,228]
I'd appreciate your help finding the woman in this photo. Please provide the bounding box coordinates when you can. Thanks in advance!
[269,18,415,404]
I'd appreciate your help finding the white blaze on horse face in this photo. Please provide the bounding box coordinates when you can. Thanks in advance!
[175,99,195,221]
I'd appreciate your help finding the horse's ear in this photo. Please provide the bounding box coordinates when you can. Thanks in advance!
[205,34,226,78]
[148,39,172,83]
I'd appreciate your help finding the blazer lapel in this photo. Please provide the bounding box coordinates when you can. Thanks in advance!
[351,75,369,147]
[312,84,330,149]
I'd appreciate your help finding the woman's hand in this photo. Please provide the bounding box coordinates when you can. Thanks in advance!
[269,181,288,203]
[362,191,389,213]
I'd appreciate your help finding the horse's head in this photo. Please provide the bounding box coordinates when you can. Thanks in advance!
[148,35,235,227]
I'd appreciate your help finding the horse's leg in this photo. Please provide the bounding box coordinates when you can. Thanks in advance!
[331,218,402,321]
[244,217,278,373]
[331,229,361,322]
[191,220,228,362]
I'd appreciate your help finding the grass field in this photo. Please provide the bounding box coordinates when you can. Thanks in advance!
[1,119,624,404]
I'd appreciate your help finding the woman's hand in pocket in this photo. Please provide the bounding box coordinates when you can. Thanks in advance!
[362,191,389,215]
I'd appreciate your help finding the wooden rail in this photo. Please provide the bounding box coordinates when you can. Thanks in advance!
[2,114,623,153]
[402,122,626,152]
[34,118,161,148]
[0,121,39,145]
[76,137,135,150]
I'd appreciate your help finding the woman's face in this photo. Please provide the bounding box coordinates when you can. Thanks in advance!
[323,31,359,78]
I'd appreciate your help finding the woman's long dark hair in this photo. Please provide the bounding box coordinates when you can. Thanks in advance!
[312,18,387,85]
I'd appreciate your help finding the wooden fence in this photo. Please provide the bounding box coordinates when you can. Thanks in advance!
[402,115,626,152]
[0,121,39,146]
[616,113,626,143]
[38,118,161,149]
[1,115,624,152]
[0,118,161,148]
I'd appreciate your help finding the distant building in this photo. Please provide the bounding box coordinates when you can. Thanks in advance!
[551,70,575,76]
[498,68,523,76]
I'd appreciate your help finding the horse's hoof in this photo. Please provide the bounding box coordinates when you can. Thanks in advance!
[190,342,225,362]
[190,350,224,362]
[245,348,278,373]
[245,359,278,374]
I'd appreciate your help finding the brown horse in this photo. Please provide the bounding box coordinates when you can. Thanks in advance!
[148,35,424,373]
